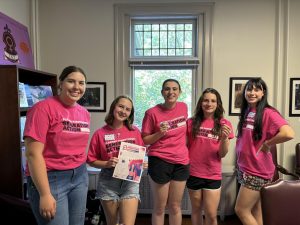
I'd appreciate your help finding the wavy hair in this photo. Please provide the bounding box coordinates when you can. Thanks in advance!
[191,88,225,138]
[105,95,135,130]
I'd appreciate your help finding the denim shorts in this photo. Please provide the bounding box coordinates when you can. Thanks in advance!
[97,172,140,202]
[236,167,272,191]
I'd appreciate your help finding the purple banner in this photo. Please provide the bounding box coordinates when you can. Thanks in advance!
[0,11,34,68]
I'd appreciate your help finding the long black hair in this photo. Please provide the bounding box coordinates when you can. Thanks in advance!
[237,78,273,140]
[191,88,225,138]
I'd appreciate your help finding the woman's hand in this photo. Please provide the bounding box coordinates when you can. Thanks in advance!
[220,124,231,141]
[159,122,170,135]
[39,193,56,220]
[142,161,148,169]
[258,141,271,154]
[106,157,119,168]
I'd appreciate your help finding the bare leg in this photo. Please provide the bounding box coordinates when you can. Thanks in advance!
[119,198,139,225]
[202,189,220,225]
[167,180,186,225]
[149,177,170,225]
[235,186,260,225]
[188,189,204,225]
[251,199,262,225]
[100,200,119,225]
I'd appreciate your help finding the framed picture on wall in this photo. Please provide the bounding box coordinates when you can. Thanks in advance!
[78,82,106,112]
[229,77,253,116]
[289,78,300,117]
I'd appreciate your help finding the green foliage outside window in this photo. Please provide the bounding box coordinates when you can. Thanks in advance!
[133,69,192,128]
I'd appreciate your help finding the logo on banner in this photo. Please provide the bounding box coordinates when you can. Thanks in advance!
[2,24,19,63]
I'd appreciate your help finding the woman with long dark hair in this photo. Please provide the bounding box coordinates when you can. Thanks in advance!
[186,88,233,225]
[234,78,294,225]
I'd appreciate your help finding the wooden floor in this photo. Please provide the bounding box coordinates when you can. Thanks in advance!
[135,214,242,225]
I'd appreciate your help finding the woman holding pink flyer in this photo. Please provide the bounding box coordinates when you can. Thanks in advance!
[186,88,234,225]
[87,95,146,225]
[142,79,189,225]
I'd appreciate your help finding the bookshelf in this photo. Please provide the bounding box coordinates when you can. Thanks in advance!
[0,65,57,199]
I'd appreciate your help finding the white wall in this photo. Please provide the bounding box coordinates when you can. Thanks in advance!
[0,0,31,28]
[1,0,299,172]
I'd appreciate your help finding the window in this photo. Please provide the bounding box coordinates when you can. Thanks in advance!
[132,20,195,57]
[115,3,213,127]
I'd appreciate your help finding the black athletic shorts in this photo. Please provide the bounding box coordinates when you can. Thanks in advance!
[148,156,190,184]
[186,176,221,190]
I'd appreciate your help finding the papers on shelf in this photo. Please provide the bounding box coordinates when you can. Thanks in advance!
[18,82,28,107]
[20,116,26,142]
[19,82,53,107]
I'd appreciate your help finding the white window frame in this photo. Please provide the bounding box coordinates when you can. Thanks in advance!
[114,3,214,107]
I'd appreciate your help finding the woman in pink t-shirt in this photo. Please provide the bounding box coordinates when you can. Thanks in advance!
[186,88,233,225]
[142,79,189,225]
[87,95,146,225]
[235,78,294,225]
[24,66,90,225]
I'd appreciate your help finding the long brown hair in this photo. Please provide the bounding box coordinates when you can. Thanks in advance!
[191,88,225,138]
[105,95,135,130]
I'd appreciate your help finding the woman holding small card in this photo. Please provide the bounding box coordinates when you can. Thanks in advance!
[186,88,234,225]
[87,95,145,225]
[142,79,189,225]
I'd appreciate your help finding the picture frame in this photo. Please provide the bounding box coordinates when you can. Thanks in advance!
[229,77,253,116]
[289,78,300,117]
[78,82,106,112]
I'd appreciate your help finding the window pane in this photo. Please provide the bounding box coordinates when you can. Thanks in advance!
[152,31,159,48]
[144,32,151,48]
[184,31,193,48]
[176,31,184,48]
[132,20,195,57]
[135,32,143,49]
[168,31,175,48]
[160,31,167,48]
[133,69,192,128]
[135,24,143,31]
[176,24,184,30]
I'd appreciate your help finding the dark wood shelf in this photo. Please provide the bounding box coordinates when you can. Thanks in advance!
[0,65,57,199]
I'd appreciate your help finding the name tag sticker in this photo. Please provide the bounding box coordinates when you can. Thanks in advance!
[105,134,115,141]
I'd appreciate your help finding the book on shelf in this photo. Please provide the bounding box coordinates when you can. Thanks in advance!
[20,116,26,142]
[24,84,53,107]
[18,82,28,107]
[21,145,26,174]
[112,142,146,183]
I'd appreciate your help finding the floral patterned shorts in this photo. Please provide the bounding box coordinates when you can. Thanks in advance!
[236,167,272,191]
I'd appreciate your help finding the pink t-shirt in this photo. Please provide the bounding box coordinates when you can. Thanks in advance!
[87,125,144,162]
[236,107,288,179]
[187,118,234,180]
[142,102,189,165]
[24,96,90,174]
[87,124,144,177]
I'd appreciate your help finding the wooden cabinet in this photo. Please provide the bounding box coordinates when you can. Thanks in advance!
[0,65,57,199]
